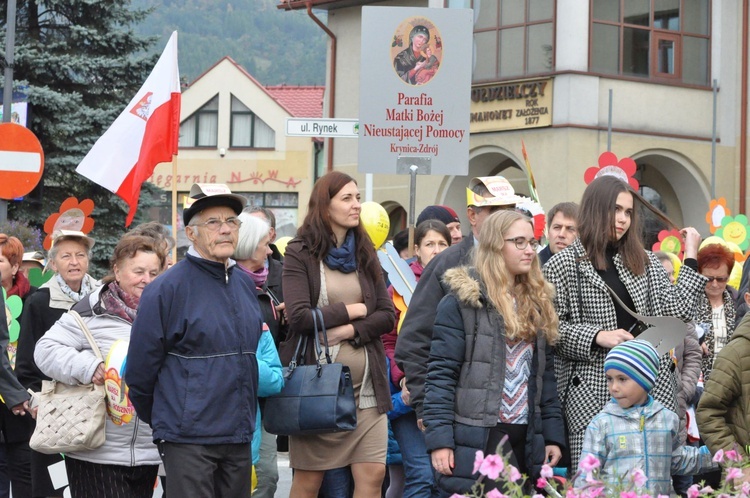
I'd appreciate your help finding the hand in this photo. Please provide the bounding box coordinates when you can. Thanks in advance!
[701,342,710,356]
[400,380,411,406]
[431,448,454,475]
[91,362,105,385]
[595,329,634,349]
[545,445,562,466]
[417,418,425,432]
[10,400,29,417]
[321,325,354,346]
[680,227,702,259]
[30,406,38,420]
[345,303,367,320]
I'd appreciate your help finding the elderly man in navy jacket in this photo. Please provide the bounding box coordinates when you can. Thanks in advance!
[127,184,262,498]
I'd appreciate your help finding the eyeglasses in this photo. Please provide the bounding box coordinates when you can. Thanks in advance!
[705,276,729,283]
[191,217,242,231]
[504,237,540,250]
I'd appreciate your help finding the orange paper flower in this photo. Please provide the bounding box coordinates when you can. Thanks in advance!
[43,198,95,250]
[706,198,730,235]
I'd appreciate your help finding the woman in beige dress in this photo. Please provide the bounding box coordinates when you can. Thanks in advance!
[281,171,396,498]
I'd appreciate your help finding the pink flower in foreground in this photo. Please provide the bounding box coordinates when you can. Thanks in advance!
[587,487,605,498]
[472,451,484,475]
[713,449,725,463]
[630,468,647,488]
[536,477,548,489]
[657,495,670,498]
[743,482,750,495]
[485,489,507,498]
[726,467,743,482]
[579,454,601,473]
[619,492,637,498]
[701,486,715,493]
[449,495,465,498]
[532,495,544,498]
[686,484,701,498]
[507,465,522,482]
[540,464,553,479]
[726,449,741,461]
[479,454,504,480]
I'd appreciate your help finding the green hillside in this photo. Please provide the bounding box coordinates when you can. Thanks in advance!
[132,0,327,85]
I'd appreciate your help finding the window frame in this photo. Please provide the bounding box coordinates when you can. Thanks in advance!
[464,0,557,84]
[589,0,711,86]
[229,95,275,150]
[179,95,219,148]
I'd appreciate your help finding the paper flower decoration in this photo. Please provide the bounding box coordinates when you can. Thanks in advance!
[27,267,54,288]
[43,197,95,250]
[584,151,639,190]
[3,288,23,369]
[651,229,684,260]
[716,214,750,251]
[516,198,546,240]
[706,198,731,234]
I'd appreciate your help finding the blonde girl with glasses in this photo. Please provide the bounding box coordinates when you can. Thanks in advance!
[422,210,564,496]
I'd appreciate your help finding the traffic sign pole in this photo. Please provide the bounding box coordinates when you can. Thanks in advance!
[1,0,18,222]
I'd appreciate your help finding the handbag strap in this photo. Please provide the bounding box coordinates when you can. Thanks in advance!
[313,308,332,364]
[68,310,104,361]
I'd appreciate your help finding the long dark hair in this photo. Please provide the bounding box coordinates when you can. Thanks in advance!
[578,176,676,275]
[297,171,381,279]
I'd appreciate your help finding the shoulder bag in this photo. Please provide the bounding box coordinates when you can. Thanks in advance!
[264,308,357,436]
[29,310,107,454]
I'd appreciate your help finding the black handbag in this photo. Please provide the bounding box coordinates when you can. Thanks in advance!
[263,308,357,436]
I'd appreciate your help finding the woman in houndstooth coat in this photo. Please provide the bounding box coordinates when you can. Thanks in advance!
[542,176,707,472]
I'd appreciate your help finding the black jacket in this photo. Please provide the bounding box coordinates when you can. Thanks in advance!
[395,235,475,418]
[423,267,565,494]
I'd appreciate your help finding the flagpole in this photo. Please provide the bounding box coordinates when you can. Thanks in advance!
[171,154,178,263]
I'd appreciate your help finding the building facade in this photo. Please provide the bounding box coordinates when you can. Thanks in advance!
[281,0,745,243]
[146,57,323,251]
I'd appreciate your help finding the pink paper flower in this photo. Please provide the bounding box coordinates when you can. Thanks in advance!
[536,477,548,489]
[507,465,522,483]
[579,454,601,473]
[630,468,647,488]
[473,450,485,475]
[713,449,725,463]
[479,454,504,480]
[540,464,553,479]
[726,467,743,481]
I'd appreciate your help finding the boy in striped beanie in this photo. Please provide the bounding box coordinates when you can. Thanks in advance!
[575,339,718,495]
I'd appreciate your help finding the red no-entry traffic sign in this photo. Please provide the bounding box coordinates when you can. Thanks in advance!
[0,123,45,200]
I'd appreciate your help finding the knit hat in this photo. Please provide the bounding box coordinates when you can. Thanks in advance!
[604,339,660,393]
[417,205,460,227]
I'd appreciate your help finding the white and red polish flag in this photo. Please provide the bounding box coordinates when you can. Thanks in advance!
[76,31,181,226]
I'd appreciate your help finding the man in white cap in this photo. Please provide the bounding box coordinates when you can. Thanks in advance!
[127,184,262,498]
[394,176,522,497]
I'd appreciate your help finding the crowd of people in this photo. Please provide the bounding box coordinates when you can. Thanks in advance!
[0,170,749,497]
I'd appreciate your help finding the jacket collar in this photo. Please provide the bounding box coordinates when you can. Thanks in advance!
[603,395,658,418]
[41,273,99,310]
[186,247,237,280]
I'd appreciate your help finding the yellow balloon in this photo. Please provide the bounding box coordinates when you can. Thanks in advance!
[360,202,390,249]
[274,236,292,256]
[665,252,681,280]
[700,236,731,251]
[730,261,743,290]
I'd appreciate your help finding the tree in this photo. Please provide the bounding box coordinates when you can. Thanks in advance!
[1,0,164,277]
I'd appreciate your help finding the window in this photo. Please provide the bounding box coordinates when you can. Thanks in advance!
[590,0,710,85]
[179,96,218,147]
[230,96,275,148]
[241,192,299,238]
[461,0,554,83]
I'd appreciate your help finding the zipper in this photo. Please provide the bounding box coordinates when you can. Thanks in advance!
[130,417,139,466]
[640,407,649,479]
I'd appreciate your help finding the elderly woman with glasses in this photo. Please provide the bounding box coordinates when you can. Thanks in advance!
[696,243,738,383]
[16,230,100,498]
[423,210,564,496]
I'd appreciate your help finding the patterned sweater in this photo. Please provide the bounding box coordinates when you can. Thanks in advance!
[577,396,717,495]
